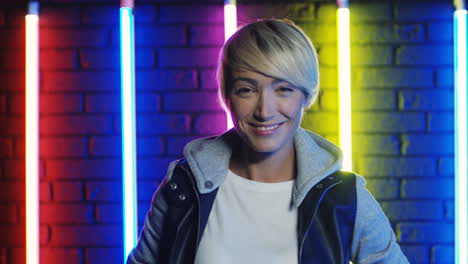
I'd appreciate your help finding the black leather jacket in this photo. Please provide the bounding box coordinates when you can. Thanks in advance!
[127,160,357,264]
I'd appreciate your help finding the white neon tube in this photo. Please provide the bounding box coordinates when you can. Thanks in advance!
[26,2,39,264]
[224,2,237,41]
[337,8,352,171]
[454,9,467,264]
[120,3,138,260]
[224,0,236,130]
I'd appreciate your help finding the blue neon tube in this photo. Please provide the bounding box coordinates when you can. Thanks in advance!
[455,9,468,264]
[120,6,138,260]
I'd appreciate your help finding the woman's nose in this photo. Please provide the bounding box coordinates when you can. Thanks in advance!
[253,92,274,122]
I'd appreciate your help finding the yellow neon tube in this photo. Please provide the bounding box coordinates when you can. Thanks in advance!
[337,8,352,171]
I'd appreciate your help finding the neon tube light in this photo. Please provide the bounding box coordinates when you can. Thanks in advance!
[120,0,138,260]
[337,7,352,171]
[454,8,467,264]
[224,0,237,41]
[26,2,39,264]
[224,0,236,130]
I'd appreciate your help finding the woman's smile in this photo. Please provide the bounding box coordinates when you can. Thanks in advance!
[249,122,284,136]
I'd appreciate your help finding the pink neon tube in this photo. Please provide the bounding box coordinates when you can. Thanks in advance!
[224,0,236,130]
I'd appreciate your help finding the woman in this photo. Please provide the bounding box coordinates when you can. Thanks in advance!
[127,19,409,264]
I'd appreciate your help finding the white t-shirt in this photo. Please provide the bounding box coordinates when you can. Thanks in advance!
[194,169,299,264]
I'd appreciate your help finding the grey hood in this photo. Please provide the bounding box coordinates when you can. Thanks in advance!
[178,127,343,207]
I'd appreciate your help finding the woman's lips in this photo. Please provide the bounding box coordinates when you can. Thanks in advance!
[250,123,283,136]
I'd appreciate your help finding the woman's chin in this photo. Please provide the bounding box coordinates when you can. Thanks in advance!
[245,141,282,155]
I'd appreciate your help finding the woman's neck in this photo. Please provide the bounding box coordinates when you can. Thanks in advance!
[229,140,297,183]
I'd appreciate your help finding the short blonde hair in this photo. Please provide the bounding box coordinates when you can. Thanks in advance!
[217,18,320,111]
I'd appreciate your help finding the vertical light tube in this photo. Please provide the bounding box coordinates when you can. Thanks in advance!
[454,7,467,264]
[337,6,352,171]
[120,0,138,260]
[224,0,237,41]
[25,2,39,264]
[224,0,236,130]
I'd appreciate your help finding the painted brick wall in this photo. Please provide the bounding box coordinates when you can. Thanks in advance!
[347,2,454,263]
[0,0,455,263]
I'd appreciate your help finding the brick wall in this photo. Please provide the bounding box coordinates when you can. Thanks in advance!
[0,0,455,263]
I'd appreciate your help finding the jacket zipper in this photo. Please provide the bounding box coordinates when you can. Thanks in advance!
[298,181,341,264]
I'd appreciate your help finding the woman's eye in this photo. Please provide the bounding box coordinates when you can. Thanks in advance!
[234,87,254,95]
[278,87,294,93]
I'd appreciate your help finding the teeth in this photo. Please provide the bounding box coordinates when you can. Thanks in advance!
[256,124,280,130]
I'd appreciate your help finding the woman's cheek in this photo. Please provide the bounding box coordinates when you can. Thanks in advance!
[283,101,303,121]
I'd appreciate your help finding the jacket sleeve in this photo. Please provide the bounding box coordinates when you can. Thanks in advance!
[126,161,179,264]
[351,175,410,264]
[126,177,170,264]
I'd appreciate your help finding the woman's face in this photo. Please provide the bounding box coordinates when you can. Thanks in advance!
[228,70,306,154]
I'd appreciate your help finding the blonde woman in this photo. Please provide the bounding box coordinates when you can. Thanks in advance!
[127,19,409,264]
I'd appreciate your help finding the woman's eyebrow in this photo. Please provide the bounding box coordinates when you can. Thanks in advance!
[232,77,289,86]
[272,79,290,85]
[232,77,257,86]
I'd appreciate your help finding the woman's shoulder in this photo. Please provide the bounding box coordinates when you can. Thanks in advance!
[312,171,369,209]
[325,172,373,206]
[325,170,367,191]
[164,158,192,182]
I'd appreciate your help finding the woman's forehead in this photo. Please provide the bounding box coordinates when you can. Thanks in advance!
[231,70,290,85]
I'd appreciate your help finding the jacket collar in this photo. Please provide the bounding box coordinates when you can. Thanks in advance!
[183,127,343,207]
